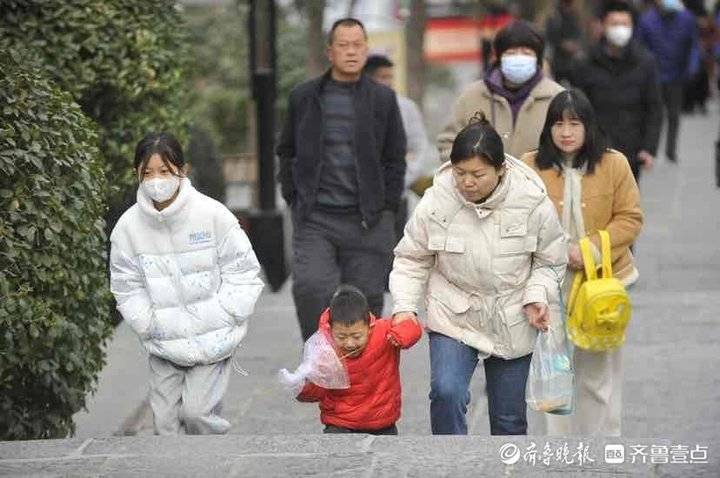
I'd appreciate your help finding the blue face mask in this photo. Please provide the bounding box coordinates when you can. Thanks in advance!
[500,54,538,85]
[661,0,683,12]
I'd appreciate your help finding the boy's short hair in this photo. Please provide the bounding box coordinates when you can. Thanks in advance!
[329,285,370,325]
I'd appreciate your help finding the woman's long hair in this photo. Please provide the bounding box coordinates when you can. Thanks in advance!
[536,89,608,174]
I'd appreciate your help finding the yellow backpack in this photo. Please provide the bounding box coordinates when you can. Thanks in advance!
[567,230,631,352]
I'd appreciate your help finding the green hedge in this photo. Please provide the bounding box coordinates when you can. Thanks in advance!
[0,0,191,206]
[0,49,113,440]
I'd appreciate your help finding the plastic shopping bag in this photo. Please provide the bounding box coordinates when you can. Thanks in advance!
[526,325,574,415]
[278,331,350,397]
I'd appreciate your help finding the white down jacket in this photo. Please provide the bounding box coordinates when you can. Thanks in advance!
[390,157,567,359]
[110,178,264,366]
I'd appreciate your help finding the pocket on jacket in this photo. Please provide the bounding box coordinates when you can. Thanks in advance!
[502,301,527,327]
[582,192,613,228]
[429,236,465,253]
[494,235,536,285]
[193,297,236,331]
[429,234,469,282]
[428,274,471,315]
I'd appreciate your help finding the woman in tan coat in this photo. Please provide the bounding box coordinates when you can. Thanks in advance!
[390,116,567,435]
[437,21,564,160]
[522,89,643,436]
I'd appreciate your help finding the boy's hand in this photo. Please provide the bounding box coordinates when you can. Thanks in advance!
[388,312,422,348]
[387,334,400,347]
[391,311,416,327]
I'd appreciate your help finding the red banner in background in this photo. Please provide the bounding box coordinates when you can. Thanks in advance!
[424,14,514,64]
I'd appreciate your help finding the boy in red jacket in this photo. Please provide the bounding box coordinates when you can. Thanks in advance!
[297,285,422,435]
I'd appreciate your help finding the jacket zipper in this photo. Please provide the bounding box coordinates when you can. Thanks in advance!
[160,218,193,316]
[314,95,326,213]
[351,84,368,229]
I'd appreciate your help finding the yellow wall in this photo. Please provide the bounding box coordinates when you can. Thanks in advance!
[368,30,407,95]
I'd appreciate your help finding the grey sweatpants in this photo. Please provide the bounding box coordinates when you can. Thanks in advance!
[292,208,395,341]
[148,355,231,435]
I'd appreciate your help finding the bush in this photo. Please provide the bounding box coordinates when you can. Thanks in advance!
[0,0,191,207]
[0,49,113,440]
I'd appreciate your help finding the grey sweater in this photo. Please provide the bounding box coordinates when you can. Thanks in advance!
[316,79,359,209]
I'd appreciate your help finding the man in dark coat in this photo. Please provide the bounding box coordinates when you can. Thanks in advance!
[277,18,407,341]
[546,0,585,84]
[571,1,662,181]
[637,0,697,163]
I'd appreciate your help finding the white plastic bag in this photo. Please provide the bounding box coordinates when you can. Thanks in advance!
[526,325,574,414]
[278,331,350,396]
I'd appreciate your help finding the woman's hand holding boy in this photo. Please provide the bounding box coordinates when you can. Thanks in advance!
[524,302,550,332]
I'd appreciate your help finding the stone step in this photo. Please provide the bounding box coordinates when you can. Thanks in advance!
[0,435,714,477]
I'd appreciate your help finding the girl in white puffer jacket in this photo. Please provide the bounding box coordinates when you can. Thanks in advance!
[110,133,263,435]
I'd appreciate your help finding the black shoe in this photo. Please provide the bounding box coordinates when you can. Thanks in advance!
[667,154,677,163]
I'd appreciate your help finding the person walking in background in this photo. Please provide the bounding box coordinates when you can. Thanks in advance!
[681,0,714,115]
[546,0,586,84]
[364,54,439,231]
[277,18,406,341]
[391,116,567,435]
[570,1,662,182]
[522,89,643,436]
[637,0,698,162]
[437,21,564,160]
[110,133,264,435]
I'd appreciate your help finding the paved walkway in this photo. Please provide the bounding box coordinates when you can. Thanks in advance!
[44,103,719,476]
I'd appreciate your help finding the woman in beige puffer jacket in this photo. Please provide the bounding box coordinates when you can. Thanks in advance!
[389,118,567,435]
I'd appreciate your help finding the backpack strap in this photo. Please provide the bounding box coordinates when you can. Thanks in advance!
[598,230,613,278]
[578,236,598,281]
[566,270,584,320]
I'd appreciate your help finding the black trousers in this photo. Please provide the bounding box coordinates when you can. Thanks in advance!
[661,82,684,161]
[323,424,398,435]
[291,208,395,341]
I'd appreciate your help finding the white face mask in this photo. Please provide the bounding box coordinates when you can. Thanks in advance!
[606,25,633,48]
[141,176,181,203]
[500,54,538,85]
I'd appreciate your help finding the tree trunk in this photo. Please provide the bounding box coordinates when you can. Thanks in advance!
[405,0,427,106]
[513,0,560,21]
[306,0,326,77]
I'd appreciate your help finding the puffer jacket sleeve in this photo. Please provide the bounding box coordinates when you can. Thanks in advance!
[297,381,327,402]
[387,318,423,349]
[389,199,435,315]
[523,197,568,306]
[216,221,264,322]
[110,240,155,340]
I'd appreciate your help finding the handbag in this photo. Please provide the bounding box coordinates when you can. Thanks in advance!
[566,230,631,352]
